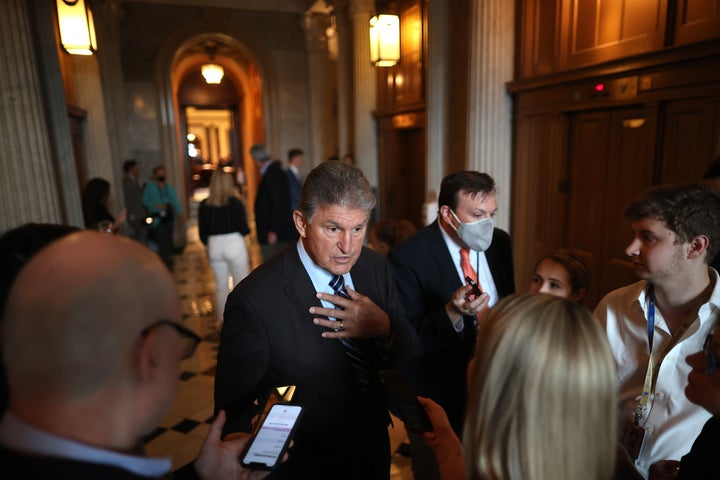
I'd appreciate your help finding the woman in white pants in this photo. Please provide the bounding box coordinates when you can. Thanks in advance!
[198,171,251,325]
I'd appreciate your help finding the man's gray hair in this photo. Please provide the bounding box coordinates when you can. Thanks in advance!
[298,161,376,222]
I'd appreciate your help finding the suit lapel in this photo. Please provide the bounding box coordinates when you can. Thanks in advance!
[428,223,463,290]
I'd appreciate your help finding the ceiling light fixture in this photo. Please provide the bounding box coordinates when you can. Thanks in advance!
[56,0,97,55]
[201,43,224,84]
[369,14,400,67]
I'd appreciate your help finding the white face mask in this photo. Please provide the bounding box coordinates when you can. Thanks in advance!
[450,210,494,251]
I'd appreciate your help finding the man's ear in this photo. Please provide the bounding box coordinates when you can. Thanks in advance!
[688,234,710,260]
[293,211,307,238]
[438,205,453,224]
[134,328,159,383]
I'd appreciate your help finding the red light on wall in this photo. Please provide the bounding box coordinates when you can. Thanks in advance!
[594,83,605,92]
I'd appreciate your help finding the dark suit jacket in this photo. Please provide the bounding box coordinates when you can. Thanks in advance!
[287,169,302,212]
[214,245,420,480]
[387,221,515,434]
[253,161,295,244]
[676,415,720,479]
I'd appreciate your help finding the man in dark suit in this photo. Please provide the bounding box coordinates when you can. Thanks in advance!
[387,170,514,478]
[286,147,304,211]
[215,161,420,479]
[251,144,295,262]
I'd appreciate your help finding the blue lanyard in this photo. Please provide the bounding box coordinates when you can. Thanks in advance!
[648,286,655,354]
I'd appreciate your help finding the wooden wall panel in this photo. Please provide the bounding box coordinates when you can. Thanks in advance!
[660,99,718,185]
[518,0,561,78]
[511,113,568,293]
[674,0,720,46]
[563,0,667,69]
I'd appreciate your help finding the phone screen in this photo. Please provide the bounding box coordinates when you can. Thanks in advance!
[241,403,302,470]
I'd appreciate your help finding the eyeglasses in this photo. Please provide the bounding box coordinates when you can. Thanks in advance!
[142,319,201,359]
[703,328,718,375]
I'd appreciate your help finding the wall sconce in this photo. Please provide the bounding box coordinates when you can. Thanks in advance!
[369,14,400,67]
[56,0,97,55]
[201,43,224,84]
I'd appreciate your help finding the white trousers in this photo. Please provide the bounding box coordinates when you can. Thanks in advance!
[207,232,250,323]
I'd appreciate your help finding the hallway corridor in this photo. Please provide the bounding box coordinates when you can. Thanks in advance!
[142,199,414,478]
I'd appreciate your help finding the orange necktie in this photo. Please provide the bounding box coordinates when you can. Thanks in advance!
[461,248,484,319]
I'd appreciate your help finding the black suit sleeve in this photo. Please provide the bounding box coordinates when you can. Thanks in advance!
[214,288,271,435]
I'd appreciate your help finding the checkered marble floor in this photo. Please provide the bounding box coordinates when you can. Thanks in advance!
[142,201,414,479]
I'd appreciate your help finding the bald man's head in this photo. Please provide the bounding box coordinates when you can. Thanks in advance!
[2,231,181,399]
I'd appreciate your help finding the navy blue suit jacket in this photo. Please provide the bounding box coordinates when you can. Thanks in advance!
[387,221,515,434]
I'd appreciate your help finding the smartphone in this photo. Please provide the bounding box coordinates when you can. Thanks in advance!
[379,369,433,434]
[465,275,483,297]
[241,403,303,470]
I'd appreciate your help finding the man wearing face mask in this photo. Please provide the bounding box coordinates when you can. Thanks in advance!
[388,171,515,454]
[143,165,184,269]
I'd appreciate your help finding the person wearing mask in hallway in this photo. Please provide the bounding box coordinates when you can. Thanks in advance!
[286,148,304,212]
[529,248,591,304]
[81,177,127,234]
[0,231,282,479]
[417,293,618,480]
[122,159,148,245]
[214,161,420,480]
[387,171,515,480]
[143,165,183,269]
[198,170,251,326]
[250,144,295,262]
[594,182,720,479]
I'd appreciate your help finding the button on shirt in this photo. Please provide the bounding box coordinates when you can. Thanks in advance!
[594,271,720,479]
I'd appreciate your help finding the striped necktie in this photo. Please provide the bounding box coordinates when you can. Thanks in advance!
[329,274,371,392]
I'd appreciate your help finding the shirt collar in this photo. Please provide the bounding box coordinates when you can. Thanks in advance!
[0,412,171,477]
[296,241,355,307]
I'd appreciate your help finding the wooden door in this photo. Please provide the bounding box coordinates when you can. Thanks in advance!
[566,107,657,308]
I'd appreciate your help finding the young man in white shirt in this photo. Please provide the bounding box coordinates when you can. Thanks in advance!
[594,182,720,479]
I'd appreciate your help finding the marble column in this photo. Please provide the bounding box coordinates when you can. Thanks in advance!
[304,9,337,167]
[426,0,450,198]
[334,0,353,158]
[0,0,82,230]
[349,0,378,186]
[467,0,515,231]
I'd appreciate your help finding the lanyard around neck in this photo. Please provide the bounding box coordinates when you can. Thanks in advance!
[635,286,697,425]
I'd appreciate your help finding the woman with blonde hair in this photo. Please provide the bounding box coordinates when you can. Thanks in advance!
[419,293,617,480]
[198,170,251,325]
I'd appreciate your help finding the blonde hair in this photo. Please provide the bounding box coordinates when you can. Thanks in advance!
[464,293,616,480]
[206,170,239,207]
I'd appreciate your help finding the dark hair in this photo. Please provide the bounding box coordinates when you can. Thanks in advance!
[625,182,720,262]
[288,148,304,161]
[81,178,112,229]
[0,223,80,312]
[438,171,496,211]
[372,219,417,249]
[122,159,137,173]
[298,161,375,221]
[534,249,591,297]
[702,156,720,181]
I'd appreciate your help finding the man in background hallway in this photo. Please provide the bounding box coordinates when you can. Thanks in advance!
[251,144,295,262]
[287,148,304,212]
[121,159,148,245]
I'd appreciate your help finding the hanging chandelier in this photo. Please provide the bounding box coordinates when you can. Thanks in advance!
[201,43,224,84]
[369,14,400,67]
[56,0,97,55]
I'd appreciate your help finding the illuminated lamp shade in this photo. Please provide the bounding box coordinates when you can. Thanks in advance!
[201,63,224,84]
[369,14,400,67]
[56,0,97,55]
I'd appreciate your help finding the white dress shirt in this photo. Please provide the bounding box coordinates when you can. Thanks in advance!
[594,270,720,478]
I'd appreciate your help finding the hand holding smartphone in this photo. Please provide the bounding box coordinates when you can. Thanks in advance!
[240,403,302,470]
[379,369,433,434]
[465,275,483,297]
